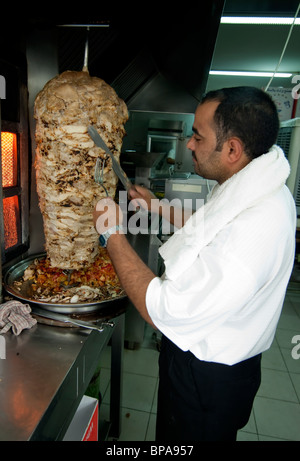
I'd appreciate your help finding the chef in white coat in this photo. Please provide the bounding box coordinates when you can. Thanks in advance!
[94,86,296,441]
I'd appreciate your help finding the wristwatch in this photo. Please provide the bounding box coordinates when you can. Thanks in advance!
[99,225,124,248]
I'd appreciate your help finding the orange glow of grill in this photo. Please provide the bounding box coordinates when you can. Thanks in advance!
[1,132,17,187]
[3,196,19,249]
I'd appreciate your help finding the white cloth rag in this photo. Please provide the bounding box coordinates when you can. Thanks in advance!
[160,145,291,280]
[0,300,37,335]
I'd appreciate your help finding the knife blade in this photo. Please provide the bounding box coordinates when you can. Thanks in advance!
[88,125,133,192]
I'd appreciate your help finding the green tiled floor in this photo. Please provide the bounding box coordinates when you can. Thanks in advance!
[99,286,300,441]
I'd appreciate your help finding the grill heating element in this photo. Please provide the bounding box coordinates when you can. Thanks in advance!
[1,132,19,250]
[3,196,19,249]
[1,132,17,187]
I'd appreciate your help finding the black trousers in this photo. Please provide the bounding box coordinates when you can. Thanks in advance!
[156,336,261,442]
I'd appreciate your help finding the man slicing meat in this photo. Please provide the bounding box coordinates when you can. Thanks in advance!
[94,86,296,441]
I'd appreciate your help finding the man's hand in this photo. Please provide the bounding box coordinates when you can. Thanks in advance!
[129,184,157,213]
[129,184,192,228]
[93,197,123,235]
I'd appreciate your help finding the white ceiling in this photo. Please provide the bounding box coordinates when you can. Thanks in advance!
[206,0,300,91]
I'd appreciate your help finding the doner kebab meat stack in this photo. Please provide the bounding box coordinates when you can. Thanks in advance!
[34,70,128,269]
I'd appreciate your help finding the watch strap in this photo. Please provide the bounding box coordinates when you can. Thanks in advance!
[99,225,124,247]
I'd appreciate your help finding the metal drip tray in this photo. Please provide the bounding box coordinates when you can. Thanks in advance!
[4,253,127,315]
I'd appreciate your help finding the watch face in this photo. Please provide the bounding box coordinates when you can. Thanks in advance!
[99,235,106,247]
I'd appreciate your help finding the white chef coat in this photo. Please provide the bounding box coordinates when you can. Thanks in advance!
[146,185,296,365]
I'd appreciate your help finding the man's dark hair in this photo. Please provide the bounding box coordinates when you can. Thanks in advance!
[201,86,280,159]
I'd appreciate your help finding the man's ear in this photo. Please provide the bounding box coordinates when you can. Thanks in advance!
[225,137,245,165]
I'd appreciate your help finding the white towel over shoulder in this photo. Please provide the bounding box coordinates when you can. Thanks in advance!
[159,145,291,280]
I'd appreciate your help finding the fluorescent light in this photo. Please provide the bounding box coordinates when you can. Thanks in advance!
[209,70,292,78]
[58,24,110,27]
[221,16,300,25]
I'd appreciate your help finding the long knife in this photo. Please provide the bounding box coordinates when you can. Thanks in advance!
[88,125,133,192]
[31,306,114,332]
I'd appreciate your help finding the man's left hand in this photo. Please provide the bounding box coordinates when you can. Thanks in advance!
[93,197,123,235]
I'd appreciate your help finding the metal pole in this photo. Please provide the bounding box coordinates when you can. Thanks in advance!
[82,26,90,72]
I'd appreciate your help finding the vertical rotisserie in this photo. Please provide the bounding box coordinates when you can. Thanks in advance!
[34,70,128,270]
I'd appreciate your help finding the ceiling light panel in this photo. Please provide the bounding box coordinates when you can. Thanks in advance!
[209,71,292,77]
[221,17,300,25]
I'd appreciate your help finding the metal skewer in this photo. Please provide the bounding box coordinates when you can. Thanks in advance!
[82,26,90,72]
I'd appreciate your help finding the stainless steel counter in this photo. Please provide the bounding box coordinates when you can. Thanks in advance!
[0,313,124,441]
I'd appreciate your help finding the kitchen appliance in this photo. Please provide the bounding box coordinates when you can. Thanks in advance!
[0,49,30,267]
[0,33,129,326]
[160,176,216,235]
[164,176,217,211]
[0,4,224,329]
[175,137,195,173]
[147,119,186,164]
[134,152,167,189]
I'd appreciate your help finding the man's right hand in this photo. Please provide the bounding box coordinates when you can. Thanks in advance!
[129,184,157,213]
[129,184,192,228]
